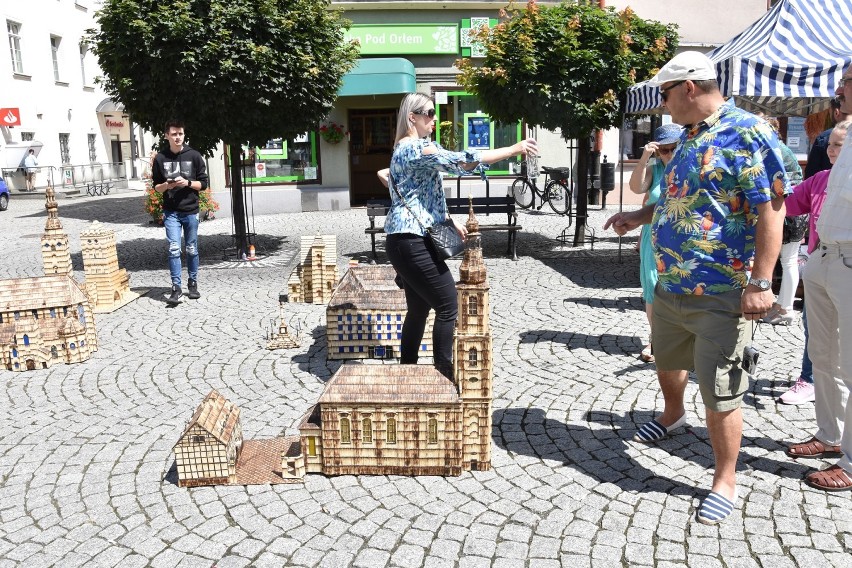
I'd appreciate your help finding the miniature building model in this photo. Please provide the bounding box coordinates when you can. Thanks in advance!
[81,221,138,313]
[0,275,98,371]
[266,302,300,350]
[41,186,73,276]
[326,264,433,360]
[291,198,493,476]
[287,235,339,304]
[174,390,244,487]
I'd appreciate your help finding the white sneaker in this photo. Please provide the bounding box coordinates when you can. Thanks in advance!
[778,377,815,405]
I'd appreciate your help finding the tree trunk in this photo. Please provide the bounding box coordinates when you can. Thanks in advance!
[573,136,590,247]
[228,142,248,258]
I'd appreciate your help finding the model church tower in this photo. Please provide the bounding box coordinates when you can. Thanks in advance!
[80,221,136,313]
[41,187,73,276]
[454,197,492,471]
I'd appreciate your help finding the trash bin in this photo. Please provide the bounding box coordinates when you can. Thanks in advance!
[600,156,615,208]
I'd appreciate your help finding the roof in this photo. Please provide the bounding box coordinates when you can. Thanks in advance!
[328,264,407,311]
[0,275,89,312]
[627,0,852,116]
[177,390,241,446]
[318,364,460,405]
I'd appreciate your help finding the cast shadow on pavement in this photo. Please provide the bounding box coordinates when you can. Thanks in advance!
[518,330,644,357]
[21,192,152,226]
[291,325,343,383]
[68,234,292,274]
[493,407,812,492]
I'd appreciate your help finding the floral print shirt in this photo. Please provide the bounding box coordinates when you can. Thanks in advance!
[652,100,789,295]
[385,138,482,236]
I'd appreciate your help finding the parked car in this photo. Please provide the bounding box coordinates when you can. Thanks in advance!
[0,174,9,211]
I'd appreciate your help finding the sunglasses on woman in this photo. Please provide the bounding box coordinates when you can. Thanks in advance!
[413,108,436,118]
[657,146,676,155]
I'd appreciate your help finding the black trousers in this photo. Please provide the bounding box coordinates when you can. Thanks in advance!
[386,233,458,379]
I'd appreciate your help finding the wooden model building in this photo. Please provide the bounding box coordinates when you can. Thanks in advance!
[0,188,99,372]
[174,390,300,487]
[265,301,300,350]
[174,390,244,487]
[288,197,493,477]
[41,186,73,276]
[0,275,98,371]
[326,264,433,360]
[173,201,492,485]
[81,221,138,313]
[287,235,339,304]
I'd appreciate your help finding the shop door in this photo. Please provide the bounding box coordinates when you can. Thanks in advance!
[111,137,122,164]
[349,109,396,205]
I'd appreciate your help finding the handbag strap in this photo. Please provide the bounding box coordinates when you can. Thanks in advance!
[389,170,431,232]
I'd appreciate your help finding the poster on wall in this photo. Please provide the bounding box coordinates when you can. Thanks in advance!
[786,116,808,158]
[464,113,493,150]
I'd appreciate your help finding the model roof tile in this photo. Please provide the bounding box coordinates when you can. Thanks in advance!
[319,364,459,405]
[0,275,88,312]
[328,264,408,311]
[178,390,241,446]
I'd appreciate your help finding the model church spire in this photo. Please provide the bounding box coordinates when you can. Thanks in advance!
[41,186,73,276]
[459,195,487,285]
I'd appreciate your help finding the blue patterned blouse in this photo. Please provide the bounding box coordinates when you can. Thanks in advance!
[385,138,482,236]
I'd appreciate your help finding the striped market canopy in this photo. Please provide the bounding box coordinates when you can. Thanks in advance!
[626,0,852,116]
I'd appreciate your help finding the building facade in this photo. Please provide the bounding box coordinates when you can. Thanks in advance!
[209,0,771,215]
[2,0,151,191]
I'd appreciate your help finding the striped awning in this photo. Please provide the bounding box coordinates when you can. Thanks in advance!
[626,0,852,116]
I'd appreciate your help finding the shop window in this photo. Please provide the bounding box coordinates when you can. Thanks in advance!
[88,134,97,163]
[59,133,71,164]
[435,92,522,175]
[239,133,319,184]
[621,115,664,161]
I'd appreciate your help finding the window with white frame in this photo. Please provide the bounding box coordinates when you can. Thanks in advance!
[50,36,61,82]
[7,21,23,74]
[59,133,71,164]
[88,134,97,162]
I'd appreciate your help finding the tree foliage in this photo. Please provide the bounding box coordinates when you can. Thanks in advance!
[457,1,678,139]
[90,0,359,153]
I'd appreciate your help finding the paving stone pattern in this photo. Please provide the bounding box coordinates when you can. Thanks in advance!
[1,192,850,567]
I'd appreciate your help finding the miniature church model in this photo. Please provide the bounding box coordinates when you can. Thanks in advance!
[0,187,98,372]
[287,235,339,304]
[81,221,138,313]
[326,264,433,360]
[265,301,300,350]
[289,198,492,477]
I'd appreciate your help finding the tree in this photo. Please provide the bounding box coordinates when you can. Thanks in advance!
[458,1,677,245]
[91,0,358,255]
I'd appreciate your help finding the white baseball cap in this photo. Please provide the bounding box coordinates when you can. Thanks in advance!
[648,51,717,87]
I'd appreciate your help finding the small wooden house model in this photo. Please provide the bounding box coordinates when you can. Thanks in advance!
[326,264,433,360]
[287,235,339,304]
[174,390,244,487]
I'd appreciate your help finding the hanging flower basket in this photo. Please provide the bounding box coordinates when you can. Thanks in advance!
[319,121,347,144]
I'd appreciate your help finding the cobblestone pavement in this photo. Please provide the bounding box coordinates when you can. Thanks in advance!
[1,192,850,568]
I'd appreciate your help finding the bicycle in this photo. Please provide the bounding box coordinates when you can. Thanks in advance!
[509,163,573,221]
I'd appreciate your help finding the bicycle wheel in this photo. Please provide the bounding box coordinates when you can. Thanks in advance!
[510,178,534,209]
[546,180,571,215]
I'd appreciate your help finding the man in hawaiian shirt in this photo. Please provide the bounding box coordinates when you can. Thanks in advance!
[605,51,788,524]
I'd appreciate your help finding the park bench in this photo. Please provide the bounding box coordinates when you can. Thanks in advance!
[365,195,522,261]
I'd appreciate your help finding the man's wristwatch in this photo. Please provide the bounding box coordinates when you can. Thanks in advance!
[748,277,772,291]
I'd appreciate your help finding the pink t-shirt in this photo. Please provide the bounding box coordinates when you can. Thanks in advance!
[785,169,830,253]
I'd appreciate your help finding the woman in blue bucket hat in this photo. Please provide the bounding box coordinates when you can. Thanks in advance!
[628,123,683,362]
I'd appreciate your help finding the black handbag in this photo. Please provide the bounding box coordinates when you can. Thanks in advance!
[427,219,465,259]
[390,173,464,260]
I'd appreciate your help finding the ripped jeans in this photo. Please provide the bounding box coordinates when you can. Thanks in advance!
[163,210,199,287]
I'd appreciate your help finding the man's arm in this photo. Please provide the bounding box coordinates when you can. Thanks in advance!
[741,196,785,319]
[603,202,656,235]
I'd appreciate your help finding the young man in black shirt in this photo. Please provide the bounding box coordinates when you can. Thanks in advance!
[151,119,209,305]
